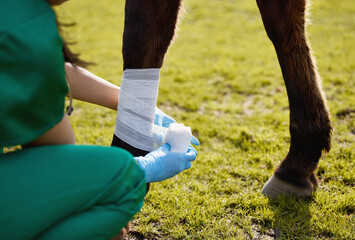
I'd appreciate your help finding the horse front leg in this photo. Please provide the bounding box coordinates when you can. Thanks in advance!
[111,0,183,156]
[256,0,332,197]
[111,1,182,239]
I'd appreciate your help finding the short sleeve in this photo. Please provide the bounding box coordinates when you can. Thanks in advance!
[0,4,68,147]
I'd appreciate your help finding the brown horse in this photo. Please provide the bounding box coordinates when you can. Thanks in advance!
[111,0,332,198]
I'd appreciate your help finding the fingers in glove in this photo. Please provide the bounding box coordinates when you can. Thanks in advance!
[161,143,171,152]
[186,148,197,162]
[188,144,197,155]
[184,161,192,170]
[191,136,200,146]
[162,117,176,128]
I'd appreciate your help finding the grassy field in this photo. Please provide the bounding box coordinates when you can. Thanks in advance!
[57,0,354,239]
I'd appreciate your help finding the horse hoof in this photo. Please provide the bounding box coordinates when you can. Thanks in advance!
[262,174,314,198]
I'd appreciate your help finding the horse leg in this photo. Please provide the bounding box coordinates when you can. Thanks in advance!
[111,1,182,238]
[111,0,183,156]
[256,0,332,197]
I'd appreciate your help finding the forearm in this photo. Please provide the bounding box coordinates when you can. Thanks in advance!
[65,63,120,110]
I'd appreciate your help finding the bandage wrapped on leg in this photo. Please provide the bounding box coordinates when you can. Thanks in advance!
[115,69,165,151]
[115,69,199,152]
[114,69,199,183]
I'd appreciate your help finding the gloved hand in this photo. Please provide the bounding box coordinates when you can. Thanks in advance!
[154,107,200,146]
[135,143,197,183]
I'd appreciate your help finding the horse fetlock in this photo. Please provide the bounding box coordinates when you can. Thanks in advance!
[290,112,332,155]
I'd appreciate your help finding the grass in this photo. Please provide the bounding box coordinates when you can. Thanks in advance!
[57,0,354,239]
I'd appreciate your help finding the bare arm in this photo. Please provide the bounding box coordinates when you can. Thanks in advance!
[26,64,119,147]
[65,62,120,111]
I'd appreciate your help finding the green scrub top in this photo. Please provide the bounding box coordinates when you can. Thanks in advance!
[0,0,68,148]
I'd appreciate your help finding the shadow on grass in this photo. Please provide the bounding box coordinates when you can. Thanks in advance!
[125,221,162,240]
[267,195,314,239]
[126,230,162,240]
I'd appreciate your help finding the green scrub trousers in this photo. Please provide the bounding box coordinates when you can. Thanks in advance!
[0,145,146,240]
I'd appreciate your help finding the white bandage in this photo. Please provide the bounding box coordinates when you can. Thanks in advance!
[163,123,192,153]
[115,69,164,151]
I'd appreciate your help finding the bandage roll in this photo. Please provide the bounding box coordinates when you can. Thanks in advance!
[163,123,192,153]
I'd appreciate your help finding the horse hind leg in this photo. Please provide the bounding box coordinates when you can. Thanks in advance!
[256,0,332,197]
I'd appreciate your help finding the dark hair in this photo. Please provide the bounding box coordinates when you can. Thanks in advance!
[55,20,93,68]
[47,0,93,67]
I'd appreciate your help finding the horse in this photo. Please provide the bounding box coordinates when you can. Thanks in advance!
[111,0,332,198]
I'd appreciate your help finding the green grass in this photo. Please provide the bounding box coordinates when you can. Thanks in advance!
[57,0,354,239]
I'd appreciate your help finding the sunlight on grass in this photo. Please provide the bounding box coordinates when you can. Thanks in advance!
[57,0,354,239]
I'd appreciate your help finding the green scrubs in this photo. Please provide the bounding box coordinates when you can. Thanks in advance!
[0,1,146,239]
[0,0,68,147]
[0,145,146,240]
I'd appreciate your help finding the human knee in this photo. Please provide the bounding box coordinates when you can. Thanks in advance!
[85,146,146,212]
[106,148,146,215]
[63,145,146,191]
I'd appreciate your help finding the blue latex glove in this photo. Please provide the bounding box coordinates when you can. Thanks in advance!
[135,143,197,183]
[154,107,200,146]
